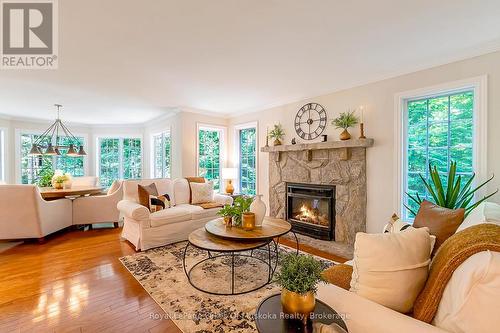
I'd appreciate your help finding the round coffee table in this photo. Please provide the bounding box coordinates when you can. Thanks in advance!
[255,294,348,332]
[183,218,299,295]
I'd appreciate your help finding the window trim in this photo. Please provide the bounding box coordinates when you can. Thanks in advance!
[0,128,5,182]
[95,135,143,183]
[394,75,488,218]
[196,123,227,191]
[15,128,89,184]
[233,121,258,194]
[150,129,172,179]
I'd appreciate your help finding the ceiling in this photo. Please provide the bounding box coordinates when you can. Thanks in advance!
[1,0,499,125]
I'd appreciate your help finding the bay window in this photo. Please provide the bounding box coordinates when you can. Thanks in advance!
[197,125,225,191]
[98,137,142,187]
[152,131,172,178]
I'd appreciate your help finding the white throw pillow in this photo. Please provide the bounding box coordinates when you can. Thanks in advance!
[383,214,436,256]
[350,227,431,313]
[456,202,500,233]
[190,181,214,204]
[433,250,500,333]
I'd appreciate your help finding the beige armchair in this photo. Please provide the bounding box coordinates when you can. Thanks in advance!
[72,180,123,227]
[0,184,72,241]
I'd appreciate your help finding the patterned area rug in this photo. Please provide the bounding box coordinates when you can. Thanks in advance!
[120,241,335,333]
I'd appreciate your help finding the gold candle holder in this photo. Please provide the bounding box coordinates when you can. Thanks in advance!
[359,123,366,139]
[242,212,256,231]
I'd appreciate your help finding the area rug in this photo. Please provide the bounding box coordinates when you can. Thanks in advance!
[120,241,336,333]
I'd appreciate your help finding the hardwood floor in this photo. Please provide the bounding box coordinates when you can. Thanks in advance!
[0,227,346,332]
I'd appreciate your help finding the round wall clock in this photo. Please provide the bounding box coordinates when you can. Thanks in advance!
[294,103,327,140]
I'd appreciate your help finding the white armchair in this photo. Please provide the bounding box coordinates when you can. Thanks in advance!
[0,184,72,241]
[72,180,123,227]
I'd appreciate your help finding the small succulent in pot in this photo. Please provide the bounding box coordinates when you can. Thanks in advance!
[274,253,325,322]
[268,123,285,146]
[217,205,237,226]
[332,110,359,140]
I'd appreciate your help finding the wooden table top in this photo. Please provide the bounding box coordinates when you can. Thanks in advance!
[39,186,105,199]
[188,227,268,252]
[205,217,292,241]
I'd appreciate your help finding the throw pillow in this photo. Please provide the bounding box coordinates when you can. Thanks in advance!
[384,213,437,256]
[138,183,158,208]
[190,181,214,204]
[456,202,500,233]
[322,264,353,290]
[185,177,205,203]
[350,227,432,313]
[414,200,464,254]
[149,193,172,213]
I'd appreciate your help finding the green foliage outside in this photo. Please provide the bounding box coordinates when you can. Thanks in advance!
[405,91,475,218]
[99,138,142,188]
[153,132,171,178]
[274,253,325,295]
[198,129,221,190]
[406,162,497,218]
[332,110,359,129]
[35,158,55,187]
[239,128,256,195]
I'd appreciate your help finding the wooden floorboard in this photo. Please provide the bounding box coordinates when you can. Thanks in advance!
[0,227,346,332]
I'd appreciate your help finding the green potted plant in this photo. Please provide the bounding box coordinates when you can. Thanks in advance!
[274,253,325,322]
[232,196,253,226]
[35,162,55,187]
[405,161,497,217]
[52,174,69,189]
[217,205,237,225]
[332,110,359,140]
[269,123,285,146]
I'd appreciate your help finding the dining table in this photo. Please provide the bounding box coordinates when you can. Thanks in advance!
[39,186,105,200]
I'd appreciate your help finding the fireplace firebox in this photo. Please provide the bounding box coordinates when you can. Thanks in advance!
[285,183,335,240]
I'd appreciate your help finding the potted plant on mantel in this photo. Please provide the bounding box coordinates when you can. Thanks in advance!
[332,110,359,140]
[274,253,325,323]
[268,123,285,146]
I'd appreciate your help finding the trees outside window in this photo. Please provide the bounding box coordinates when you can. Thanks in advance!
[153,131,171,178]
[404,91,474,219]
[98,137,142,188]
[239,127,256,195]
[20,133,85,184]
[198,127,222,190]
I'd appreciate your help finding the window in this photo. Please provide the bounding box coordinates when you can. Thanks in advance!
[238,126,257,195]
[98,137,142,188]
[403,90,474,219]
[0,129,4,182]
[20,133,85,184]
[152,131,172,178]
[198,126,223,191]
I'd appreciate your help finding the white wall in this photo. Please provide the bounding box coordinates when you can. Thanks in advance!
[227,51,500,233]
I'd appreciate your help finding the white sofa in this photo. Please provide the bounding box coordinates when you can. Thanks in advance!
[117,178,233,251]
[317,204,500,333]
[0,184,72,240]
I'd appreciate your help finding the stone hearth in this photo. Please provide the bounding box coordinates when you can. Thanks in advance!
[262,139,374,245]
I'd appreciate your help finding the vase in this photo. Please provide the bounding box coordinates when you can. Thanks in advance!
[281,289,316,323]
[250,194,266,227]
[242,212,255,231]
[54,182,63,189]
[223,216,232,226]
[273,139,282,146]
[339,129,351,140]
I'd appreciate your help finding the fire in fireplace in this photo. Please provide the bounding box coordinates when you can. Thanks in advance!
[286,183,335,240]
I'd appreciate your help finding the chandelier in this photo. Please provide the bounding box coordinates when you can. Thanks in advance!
[28,104,87,157]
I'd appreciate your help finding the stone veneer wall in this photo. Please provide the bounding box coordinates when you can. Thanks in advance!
[268,147,367,245]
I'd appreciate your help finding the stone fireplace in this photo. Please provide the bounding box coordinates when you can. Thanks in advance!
[262,139,373,245]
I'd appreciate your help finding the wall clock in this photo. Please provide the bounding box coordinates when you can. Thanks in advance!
[294,103,327,140]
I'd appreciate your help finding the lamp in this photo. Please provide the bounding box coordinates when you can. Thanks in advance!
[222,167,238,195]
[66,144,78,157]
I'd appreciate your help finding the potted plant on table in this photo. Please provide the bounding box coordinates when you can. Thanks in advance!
[274,253,325,323]
[52,174,69,189]
[332,110,359,140]
[232,196,254,227]
[269,123,285,146]
[217,205,237,226]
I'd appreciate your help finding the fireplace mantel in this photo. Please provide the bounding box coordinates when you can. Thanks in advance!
[261,138,374,152]
[261,138,374,161]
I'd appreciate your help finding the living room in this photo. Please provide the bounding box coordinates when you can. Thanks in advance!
[1,1,499,332]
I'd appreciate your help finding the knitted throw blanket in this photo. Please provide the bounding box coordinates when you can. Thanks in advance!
[413,223,500,323]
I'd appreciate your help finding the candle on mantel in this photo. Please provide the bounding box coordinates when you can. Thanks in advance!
[359,105,366,139]
[359,105,364,123]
